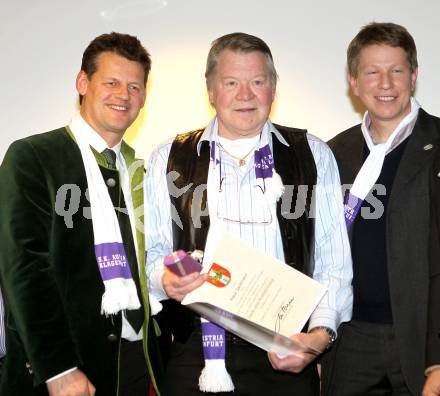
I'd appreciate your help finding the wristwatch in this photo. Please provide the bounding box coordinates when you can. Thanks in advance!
[309,326,337,349]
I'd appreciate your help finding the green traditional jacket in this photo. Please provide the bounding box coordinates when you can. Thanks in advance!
[0,127,165,395]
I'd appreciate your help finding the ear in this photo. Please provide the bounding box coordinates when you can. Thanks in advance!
[208,88,215,106]
[76,70,89,96]
[347,72,360,97]
[271,85,276,102]
[140,90,147,108]
[410,67,418,92]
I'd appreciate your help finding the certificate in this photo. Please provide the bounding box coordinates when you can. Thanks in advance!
[182,234,327,355]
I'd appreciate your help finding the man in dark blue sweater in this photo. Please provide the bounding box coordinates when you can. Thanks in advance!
[322,22,440,396]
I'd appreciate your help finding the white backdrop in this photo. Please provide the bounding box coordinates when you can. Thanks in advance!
[1,0,439,162]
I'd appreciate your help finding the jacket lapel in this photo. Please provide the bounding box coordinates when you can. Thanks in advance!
[120,141,148,317]
[337,127,365,185]
[389,109,440,204]
[121,141,145,259]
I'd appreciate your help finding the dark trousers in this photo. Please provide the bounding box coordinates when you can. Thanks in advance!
[119,340,150,396]
[166,329,319,396]
[321,321,413,396]
[0,356,4,383]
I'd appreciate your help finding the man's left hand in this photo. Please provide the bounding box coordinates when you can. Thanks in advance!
[267,329,329,373]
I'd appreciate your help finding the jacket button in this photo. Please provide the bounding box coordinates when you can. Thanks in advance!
[26,362,33,374]
[107,333,118,342]
[106,178,116,188]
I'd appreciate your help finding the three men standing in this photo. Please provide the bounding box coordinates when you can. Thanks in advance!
[1,22,438,396]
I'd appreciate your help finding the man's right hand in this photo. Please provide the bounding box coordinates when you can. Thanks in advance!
[423,369,440,396]
[47,369,95,396]
[162,268,207,301]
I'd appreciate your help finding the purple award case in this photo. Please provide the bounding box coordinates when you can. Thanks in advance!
[164,250,202,276]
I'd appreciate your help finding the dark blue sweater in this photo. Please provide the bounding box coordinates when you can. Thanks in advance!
[351,138,409,323]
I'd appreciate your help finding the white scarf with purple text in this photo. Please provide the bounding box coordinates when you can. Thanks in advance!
[344,97,420,228]
[70,122,141,315]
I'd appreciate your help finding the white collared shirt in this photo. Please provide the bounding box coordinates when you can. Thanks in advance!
[145,117,353,334]
[361,97,420,153]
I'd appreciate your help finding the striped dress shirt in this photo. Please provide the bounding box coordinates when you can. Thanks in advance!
[145,119,353,334]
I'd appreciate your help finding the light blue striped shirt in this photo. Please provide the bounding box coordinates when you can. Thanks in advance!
[145,119,353,333]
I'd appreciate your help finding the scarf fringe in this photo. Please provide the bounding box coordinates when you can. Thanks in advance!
[198,359,235,393]
[264,170,285,203]
[101,278,140,315]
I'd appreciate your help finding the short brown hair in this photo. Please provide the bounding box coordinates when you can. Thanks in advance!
[205,32,278,90]
[347,22,418,77]
[79,32,151,103]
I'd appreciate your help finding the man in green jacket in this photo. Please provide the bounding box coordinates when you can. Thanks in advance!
[0,32,165,396]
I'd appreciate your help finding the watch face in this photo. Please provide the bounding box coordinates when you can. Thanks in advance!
[312,326,336,348]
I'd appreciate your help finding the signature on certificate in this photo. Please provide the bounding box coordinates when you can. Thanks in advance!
[274,297,295,334]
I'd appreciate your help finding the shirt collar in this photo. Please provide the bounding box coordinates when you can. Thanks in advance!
[361,97,420,152]
[196,117,289,155]
[69,113,122,156]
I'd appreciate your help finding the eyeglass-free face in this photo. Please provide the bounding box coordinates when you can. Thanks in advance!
[208,50,275,141]
[77,52,146,145]
[348,44,417,141]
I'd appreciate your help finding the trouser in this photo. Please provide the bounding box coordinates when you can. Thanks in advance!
[119,339,151,396]
[321,320,413,396]
[0,356,4,382]
[166,329,319,396]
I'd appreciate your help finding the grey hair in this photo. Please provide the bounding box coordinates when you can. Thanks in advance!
[205,32,278,90]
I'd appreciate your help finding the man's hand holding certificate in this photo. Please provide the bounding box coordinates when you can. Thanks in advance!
[181,234,328,359]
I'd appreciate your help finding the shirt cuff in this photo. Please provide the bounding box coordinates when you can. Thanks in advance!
[150,263,168,301]
[46,367,77,383]
[425,365,440,376]
[308,307,338,336]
